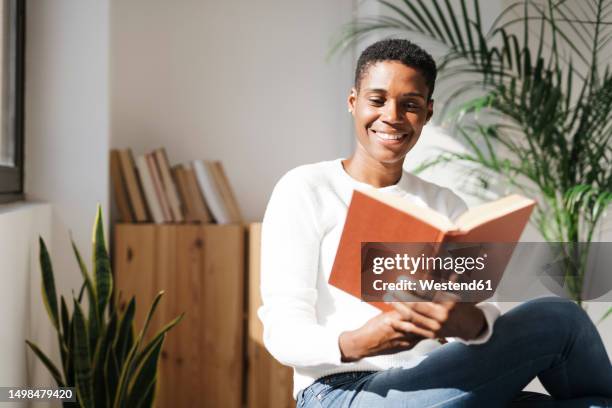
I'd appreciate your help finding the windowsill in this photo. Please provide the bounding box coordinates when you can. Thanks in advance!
[0,193,25,204]
[0,200,50,216]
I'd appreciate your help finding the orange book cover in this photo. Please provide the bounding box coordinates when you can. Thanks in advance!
[329,189,535,311]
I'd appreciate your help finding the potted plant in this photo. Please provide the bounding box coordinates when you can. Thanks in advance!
[333,0,612,316]
[26,206,183,407]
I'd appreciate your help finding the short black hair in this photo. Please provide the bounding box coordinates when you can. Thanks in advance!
[354,39,437,100]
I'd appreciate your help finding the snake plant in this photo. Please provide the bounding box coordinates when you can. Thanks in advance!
[26,206,183,407]
[333,0,612,310]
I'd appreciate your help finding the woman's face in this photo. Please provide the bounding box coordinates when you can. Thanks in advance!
[348,61,433,164]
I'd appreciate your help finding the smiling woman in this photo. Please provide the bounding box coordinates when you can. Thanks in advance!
[258,38,612,407]
[0,0,24,204]
[345,60,432,183]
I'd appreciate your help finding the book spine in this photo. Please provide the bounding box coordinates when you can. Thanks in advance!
[135,155,164,224]
[119,149,149,222]
[155,149,184,222]
[110,150,135,222]
[183,165,212,223]
[147,153,172,222]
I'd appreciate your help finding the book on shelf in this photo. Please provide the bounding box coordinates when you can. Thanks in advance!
[146,152,173,222]
[183,165,214,223]
[117,149,149,222]
[191,160,234,224]
[206,161,243,223]
[172,164,211,223]
[110,150,134,222]
[135,155,165,224]
[154,148,184,222]
[328,189,535,311]
[172,165,196,222]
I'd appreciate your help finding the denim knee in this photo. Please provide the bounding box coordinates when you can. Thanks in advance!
[520,296,589,329]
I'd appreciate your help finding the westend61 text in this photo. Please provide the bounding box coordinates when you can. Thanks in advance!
[372,279,493,292]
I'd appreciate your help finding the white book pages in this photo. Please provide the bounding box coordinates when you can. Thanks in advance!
[191,160,232,224]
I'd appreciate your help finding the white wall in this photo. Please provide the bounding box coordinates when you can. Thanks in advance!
[19,0,110,393]
[111,0,355,222]
[26,0,110,296]
[0,203,51,401]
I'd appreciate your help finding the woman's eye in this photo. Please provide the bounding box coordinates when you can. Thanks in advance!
[369,98,384,105]
[403,102,420,110]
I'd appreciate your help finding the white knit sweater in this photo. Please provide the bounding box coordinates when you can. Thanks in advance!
[258,158,500,398]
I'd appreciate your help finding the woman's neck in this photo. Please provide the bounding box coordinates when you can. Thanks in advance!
[341,154,404,188]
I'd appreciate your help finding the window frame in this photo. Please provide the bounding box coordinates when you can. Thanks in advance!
[0,0,25,204]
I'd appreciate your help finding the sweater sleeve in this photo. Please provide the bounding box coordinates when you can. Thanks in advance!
[257,172,343,368]
[452,301,501,345]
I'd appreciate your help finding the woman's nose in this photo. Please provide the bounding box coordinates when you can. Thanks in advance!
[381,100,401,123]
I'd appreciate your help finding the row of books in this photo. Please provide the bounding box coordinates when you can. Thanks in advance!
[110,148,242,224]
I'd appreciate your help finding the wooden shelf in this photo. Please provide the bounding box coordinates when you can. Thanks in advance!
[113,223,245,408]
[113,222,295,408]
[246,223,294,408]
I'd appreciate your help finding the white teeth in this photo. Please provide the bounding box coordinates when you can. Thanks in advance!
[376,132,405,140]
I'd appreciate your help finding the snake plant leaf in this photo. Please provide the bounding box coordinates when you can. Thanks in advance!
[92,308,118,408]
[135,378,156,408]
[93,307,118,371]
[71,236,97,305]
[77,281,87,304]
[116,312,184,406]
[59,296,70,377]
[60,296,70,342]
[39,237,59,330]
[105,344,120,406]
[93,306,118,408]
[125,334,165,408]
[72,236,100,342]
[114,297,136,366]
[93,204,113,323]
[130,313,184,377]
[65,308,76,388]
[25,340,65,387]
[72,298,94,408]
[138,291,165,344]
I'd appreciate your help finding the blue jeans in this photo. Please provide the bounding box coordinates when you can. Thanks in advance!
[297,297,612,407]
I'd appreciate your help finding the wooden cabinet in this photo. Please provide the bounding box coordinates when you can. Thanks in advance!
[113,224,245,408]
[246,223,294,408]
[113,223,295,408]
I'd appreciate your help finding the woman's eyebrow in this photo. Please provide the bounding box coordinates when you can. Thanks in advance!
[364,89,426,99]
[364,88,387,94]
[402,92,426,99]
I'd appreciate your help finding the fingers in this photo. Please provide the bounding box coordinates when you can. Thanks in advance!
[392,302,442,332]
[390,318,435,339]
[409,301,453,322]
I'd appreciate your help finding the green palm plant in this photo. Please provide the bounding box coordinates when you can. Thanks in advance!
[333,0,612,310]
[26,206,183,407]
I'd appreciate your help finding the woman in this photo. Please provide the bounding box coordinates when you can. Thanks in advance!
[259,39,612,407]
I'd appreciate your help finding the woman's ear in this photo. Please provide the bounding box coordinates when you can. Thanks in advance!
[347,88,357,113]
[426,99,434,122]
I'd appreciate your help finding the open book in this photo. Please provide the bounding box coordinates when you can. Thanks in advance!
[328,189,535,310]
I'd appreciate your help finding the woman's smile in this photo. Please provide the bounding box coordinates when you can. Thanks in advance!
[369,128,410,145]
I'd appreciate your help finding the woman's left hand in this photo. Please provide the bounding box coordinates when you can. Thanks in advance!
[391,300,486,341]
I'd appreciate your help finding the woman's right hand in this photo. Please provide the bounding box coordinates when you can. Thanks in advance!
[338,308,438,362]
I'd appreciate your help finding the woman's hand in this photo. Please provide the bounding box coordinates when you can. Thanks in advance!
[392,300,486,342]
[338,301,486,362]
[338,309,437,362]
